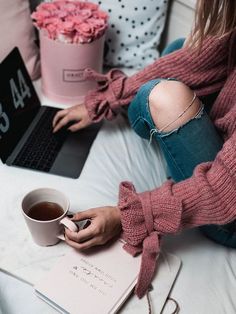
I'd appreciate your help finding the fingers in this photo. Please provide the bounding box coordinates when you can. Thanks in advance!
[52,109,68,128]
[52,103,91,133]
[65,210,104,249]
[65,226,94,243]
[65,224,105,250]
[68,120,86,132]
[64,207,121,251]
[72,208,100,221]
[52,109,80,133]
[65,233,102,250]
[53,115,72,133]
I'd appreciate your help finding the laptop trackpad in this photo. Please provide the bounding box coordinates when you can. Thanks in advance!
[50,132,93,179]
[50,153,84,178]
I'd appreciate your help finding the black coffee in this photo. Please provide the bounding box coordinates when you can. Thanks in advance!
[27,202,64,221]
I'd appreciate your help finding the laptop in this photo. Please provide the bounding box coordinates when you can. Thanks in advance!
[0,47,100,179]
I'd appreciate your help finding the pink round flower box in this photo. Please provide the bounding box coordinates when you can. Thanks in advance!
[40,32,105,105]
[32,1,108,105]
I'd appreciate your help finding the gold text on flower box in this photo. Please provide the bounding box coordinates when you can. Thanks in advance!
[63,69,86,83]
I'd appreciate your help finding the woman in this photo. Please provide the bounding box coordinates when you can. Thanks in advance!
[53,0,236,298]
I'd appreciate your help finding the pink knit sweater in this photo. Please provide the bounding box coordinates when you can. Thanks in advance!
[84,31,236,298]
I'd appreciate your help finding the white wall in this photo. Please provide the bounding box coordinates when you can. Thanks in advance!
[165,0,196,44]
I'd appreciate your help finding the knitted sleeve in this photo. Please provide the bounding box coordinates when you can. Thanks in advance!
[211,68,236,138]
[118,130,236,298]
[84,34,231,122]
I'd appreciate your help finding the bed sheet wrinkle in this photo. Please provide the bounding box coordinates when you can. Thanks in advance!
[163,230,236,314]
[1,89,236,313]
[0,114,169,313]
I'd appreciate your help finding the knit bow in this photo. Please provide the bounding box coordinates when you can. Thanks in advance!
[119,181,182,298]
[83,68,129,121]
[135,191,160,298]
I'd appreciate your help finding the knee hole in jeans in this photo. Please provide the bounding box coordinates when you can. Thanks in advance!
[149,80,201,132]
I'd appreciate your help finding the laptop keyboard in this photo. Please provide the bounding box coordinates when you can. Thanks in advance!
[13,107,67,172]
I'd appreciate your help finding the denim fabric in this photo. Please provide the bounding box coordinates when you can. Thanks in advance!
[161,38,186,56]
[128,44,236,248]
[128,79,223,181]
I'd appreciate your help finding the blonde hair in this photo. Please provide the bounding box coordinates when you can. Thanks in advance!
[188,0,236,48]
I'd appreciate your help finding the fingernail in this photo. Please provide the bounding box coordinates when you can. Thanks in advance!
[83,220,91,229]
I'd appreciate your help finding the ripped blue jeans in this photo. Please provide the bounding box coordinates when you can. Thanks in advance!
[128,77,236,248]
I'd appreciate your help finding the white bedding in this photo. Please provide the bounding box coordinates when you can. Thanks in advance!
[0,82,236,314]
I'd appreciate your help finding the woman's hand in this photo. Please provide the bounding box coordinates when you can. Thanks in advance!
[65,206,121,250]
[52,103,91,133]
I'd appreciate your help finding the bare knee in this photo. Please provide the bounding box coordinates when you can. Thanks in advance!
[149,80,201,132]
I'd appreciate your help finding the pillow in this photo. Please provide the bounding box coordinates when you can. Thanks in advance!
[0,0,40,80]
[92,0,169,69]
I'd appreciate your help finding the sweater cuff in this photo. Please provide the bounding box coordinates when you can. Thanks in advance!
[118,181,147,251]
[118,181,183,248]
[83,68,128,122]
[118,181,182,298]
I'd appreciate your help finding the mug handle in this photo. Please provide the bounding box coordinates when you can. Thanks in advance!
[57,216,79,241]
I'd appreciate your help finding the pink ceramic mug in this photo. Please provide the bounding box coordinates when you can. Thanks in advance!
[21,188,78,246]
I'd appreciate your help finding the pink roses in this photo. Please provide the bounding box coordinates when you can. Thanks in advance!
[32,1,109,44]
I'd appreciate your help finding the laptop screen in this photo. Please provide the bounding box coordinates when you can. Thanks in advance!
[0,47,41,163]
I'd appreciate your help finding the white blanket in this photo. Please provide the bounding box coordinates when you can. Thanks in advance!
[0,89,236,314]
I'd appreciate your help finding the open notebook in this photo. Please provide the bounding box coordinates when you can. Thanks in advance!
[34,239,181,314]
